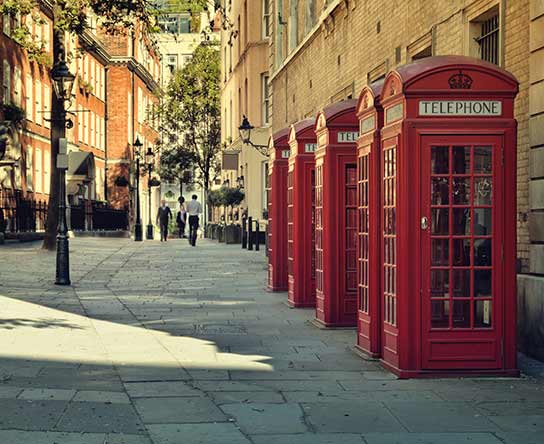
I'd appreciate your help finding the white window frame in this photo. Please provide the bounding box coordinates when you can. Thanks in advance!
[43,85,51,129]
[13,66,22,106]
[25,74,33,121]
[261,73,270,126]
[26,146,33,191]
[44,150,50,195]
[35,80,42,126]
[262,0,270,38]
[35,147,42,193]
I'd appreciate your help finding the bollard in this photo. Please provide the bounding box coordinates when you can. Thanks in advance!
[242,217,247,249]
[255,220,260,251]
[248,217,253,251]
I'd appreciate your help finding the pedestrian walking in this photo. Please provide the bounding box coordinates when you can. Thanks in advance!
[156,199,172,242]
[186,194,202,247]
[176,203,187,238]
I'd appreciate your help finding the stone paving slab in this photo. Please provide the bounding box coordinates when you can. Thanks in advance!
[133,397,227,424]
[362,432,503,444]
[0,238,543,444]
[147,423,251,444]
[250,433,366,444]
[221,402,308,434]
[302,401,406,433]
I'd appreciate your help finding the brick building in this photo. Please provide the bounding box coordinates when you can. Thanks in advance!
[0,4,160,234]
[264,0,543,360]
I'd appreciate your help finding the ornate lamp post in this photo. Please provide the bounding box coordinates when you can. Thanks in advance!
[51,59,75,286]
[145,146,155,240]
[133,136,143,242]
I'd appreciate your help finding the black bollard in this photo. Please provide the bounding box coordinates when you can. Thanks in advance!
[255,220,260,251]
[242,217,247,249]
[248,217,253,251]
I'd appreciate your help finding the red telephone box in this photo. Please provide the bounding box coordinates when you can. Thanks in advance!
[355,82,384,357]
[287,119,317,308]
[378,56,518,377]
[314,99,359,327]
[268,128,291,292]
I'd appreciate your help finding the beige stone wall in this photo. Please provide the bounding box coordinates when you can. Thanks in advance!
[220,0,270,220]
[269,0,531,268]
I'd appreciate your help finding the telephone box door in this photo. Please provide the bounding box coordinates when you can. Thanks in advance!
[421,135,503,370]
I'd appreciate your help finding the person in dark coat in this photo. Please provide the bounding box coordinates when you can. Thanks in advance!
[156,199,172,242]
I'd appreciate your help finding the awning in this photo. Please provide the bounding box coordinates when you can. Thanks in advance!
[68,151,94,177]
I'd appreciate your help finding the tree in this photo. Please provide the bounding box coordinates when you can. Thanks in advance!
[1,0,158,250]
[158,42,221,225]
[158,140,196,198]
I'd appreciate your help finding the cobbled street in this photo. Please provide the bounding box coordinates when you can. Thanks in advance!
[0,238,543,444]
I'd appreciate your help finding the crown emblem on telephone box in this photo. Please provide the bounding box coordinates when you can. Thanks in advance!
[448,71,473,89]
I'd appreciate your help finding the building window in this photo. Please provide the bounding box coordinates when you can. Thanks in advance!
[476,12,499,65]
[276,0,284,66]
[166,54,178,74]
[262,0,270,38]
[289,1,298,51]
[411,45,432,61]
[43,85,50,129]
[26,146,33,191]
[35,148,42,193]
[25,74,33,121]
[2,60,10,103]
[13,66,21,106]
[305,0,316,33]
[468,6,500,66]
[261,74,270,125]
[44,150,50,195]
[35,80,42,126]
[3,14,10,36]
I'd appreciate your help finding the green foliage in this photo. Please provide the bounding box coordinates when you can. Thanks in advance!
[158,42,221,192]
[207,187,245,208]
[1,103,26,127]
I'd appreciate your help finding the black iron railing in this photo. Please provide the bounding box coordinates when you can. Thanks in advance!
[0,190,48,233]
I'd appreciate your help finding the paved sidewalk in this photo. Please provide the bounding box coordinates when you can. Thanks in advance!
[0,238,543,444]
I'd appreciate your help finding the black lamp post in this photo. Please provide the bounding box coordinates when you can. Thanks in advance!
[133,136,143,242]
[51,59,75,286]
[145,146,155,240]
[239,115,268,156]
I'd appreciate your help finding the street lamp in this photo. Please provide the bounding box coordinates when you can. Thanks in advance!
[238,115,268,156]
[51,59,75,286]
[133,136,143,242]
[145,146,155,240]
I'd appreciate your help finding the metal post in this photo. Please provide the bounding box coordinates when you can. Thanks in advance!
[242,216,247,249]
[55,114,70,285]
[255,220,260,251]
[134,157,142,241]
[146,165,153,240]
[248,216,253,251]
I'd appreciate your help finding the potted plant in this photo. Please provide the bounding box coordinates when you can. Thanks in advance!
[221,187,245,244]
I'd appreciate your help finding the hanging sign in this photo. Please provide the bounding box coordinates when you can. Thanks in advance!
[419,100,502,116]
[337,131,359,143]
[305,143,317,153]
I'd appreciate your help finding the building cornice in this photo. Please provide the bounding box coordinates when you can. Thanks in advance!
[79,30,111,66]
[109,57,160,92]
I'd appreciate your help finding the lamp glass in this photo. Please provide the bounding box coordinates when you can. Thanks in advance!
[51,60,75,100]
[238,116,253,143]
[145,147,154,165]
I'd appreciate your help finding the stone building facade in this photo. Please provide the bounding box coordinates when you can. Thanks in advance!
[267,0,543,360]
[220,0,271,222]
